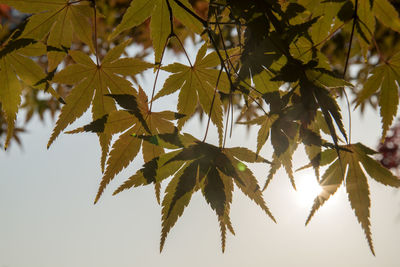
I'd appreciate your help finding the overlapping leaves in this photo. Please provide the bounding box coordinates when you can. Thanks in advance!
[48,39,153,172]
[0,37,61,149]
[114,131,275,252]
[1,0,95,70]
[2,0,400,257]
[67,86,184,203]
[303,143,400,255]
[109,0,203,63]
[155,43,232,145]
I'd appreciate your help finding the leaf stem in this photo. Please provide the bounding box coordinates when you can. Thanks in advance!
[203,66,223,143]
[149,0,175,112]
[173,34,193,67]
[92,0,100,66]
[342,0,359,144]
[214,9,234,145]
[223,92,231,148]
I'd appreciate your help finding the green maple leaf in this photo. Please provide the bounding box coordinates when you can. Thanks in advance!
[243,114,279,156]
[96,88,186,204]
[114,132,275,252]
[247,106,327,191]
[2,0,95,71]
[0,39,62,150]
[304,143,400,255]
[154,43,232,146]
[297,0,342,46]
[264,136,299,191]
[305,69,353,89]
[302,111,331,179]
[239,93,327,191]
[356,0,375,59]
[68,87,184,204]
[48,39,153,172]
[108,0,203,63]
[372,0,400,33]
[356,52,400,139]
[273,61,347,144]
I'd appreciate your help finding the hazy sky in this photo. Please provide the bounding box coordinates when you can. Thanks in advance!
[1,44,400,267]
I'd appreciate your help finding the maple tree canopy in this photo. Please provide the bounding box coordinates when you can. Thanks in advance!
[1,0,400,255]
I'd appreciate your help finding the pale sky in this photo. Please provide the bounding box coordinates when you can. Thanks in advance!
[1,43,400,267]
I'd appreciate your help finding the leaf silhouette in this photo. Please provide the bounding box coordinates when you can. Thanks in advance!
[86,87,183,203]
[114,131,274,252]
[4,0,400,256]
[264,137,299,191]
[305,143,400,255]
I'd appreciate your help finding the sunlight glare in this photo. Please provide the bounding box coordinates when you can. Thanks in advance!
[296,171,322,208]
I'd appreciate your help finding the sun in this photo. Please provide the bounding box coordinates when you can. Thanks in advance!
[295,170,322,207]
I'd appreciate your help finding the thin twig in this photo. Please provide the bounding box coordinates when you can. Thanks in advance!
[147,1,173,145]
[149,0,175,112]
[342,0,359,144]
[247,94,268,116]
[230,93,234,138]
[215,9,235,144]
[172,0,207,27]
[223,92,231,148]
[203,66,223,142]
[173,34,193,67]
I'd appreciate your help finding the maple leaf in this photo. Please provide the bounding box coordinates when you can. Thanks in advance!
[356,52,400,140]
[264,136,299,191]
[154,43,231,146]
[0,39,62,150]
[2,0,95,71]
[297,0,342,46]
[356,0,375,59]
[113,131,275,252]
[290,69,347,150]
[302,111,331,179]
[372,0,400,33]
[245,105,327,191]
[109,0,203,63]
[304,143,400,255]
[48,39,153,172]
[304,69,353,89]
[68,86,184,203]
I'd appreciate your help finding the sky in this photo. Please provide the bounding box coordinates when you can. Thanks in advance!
[1,43,400,267]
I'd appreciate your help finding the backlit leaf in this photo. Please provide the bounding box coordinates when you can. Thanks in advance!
[0,42,61,149]
[114,131,274,252]
[109,0,203,63]
[5,1,95,70]
[305,143,400,255]
[373,0,400,33]
[48,41,152,174]
[356,53,400,139]
[156,44,231,145]
[74,88,182,203]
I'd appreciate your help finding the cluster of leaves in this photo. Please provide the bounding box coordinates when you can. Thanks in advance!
[1,0,400,255]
